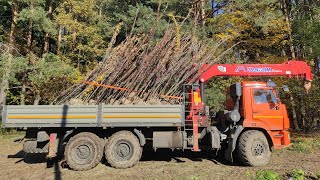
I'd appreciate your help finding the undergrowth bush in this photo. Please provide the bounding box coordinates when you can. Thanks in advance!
[289,138,320,153]
[288,169,305,180]
[256,170,280,180]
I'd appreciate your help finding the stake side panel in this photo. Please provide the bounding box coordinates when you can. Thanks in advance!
[3,105,183,128]
[102,105,183,127]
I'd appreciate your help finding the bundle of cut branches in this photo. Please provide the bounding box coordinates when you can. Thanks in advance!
[55,28,231,105]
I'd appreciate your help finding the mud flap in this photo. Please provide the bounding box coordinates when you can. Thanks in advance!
[225,125,244,162]
[48,133,58,158]
[207,126,221,149]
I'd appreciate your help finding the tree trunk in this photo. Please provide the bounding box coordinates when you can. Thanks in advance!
[26,2,33,54]
[200,0,206,26]
[34,91,41,105]
[289,93,300,130]
[280,0,296,59]
[57,26,62,55]
[300,98,307,132]
[26,20,33,54]
[193,0,199,27]
[43,0,53,55]
[0,0,18,107]
[20,75,26,105]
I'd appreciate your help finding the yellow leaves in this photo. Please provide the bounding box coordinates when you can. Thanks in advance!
[61,0,97,19]
[168,12,181,53]
[211,11,255,42]
[53,0,105,66]
[209,3,290,53]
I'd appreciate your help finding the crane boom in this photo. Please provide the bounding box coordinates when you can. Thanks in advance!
[196,60,312,83]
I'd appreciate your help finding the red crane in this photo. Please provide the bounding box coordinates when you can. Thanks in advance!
[187,60,313,152]
[195,60,312,83]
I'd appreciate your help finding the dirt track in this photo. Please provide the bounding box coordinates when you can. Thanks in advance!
[0,134,319,180]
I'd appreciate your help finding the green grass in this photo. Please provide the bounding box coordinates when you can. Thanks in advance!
[255,170,280,180]
[289,137,320,153]
[0,125,24,142]
[288,169,305,180]
[316,171,320,179]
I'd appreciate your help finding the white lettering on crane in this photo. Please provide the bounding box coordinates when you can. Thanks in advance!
[235,66,283,73]
[235,66,246,72]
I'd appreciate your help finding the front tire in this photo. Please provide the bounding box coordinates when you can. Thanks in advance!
[237,130,271,166]
[65,132,103,171]
[105,131,142,169]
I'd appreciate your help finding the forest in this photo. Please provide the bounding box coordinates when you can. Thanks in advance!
[0,0,319,132]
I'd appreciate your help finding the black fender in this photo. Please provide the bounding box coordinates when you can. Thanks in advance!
[61,129,75,145]
[225,125,244,162]
[134,128,146,146]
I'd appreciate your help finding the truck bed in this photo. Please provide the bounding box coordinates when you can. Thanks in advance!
[2,105,183,128]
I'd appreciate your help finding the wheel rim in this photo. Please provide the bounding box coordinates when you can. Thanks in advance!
[72,143,94,165]
[76,145,91,159]
[114,140,134,161]
[252,141,266,158]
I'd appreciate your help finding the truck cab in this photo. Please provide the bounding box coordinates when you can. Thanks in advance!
[240,81,291,148]
[212,80,291,166]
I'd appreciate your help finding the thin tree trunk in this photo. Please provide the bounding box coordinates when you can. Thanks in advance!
[77,49,81,69]
[43,0,53,55]
[290,93,300,130]
[193,0,199,27]
[281,0,296,59]
[211,0,215,17]
[300,98,306,132]
[200,0,206,26]
[0,0,18,107]
[26,20,33,54]
[57,26,62,55]
[20,74,26,105]
[26,1,33,54]
[34,90,41,105]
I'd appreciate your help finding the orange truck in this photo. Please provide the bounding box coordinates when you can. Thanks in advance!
[1,60,313,170]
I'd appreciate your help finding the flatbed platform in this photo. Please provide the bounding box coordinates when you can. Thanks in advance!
[2,105,183,128]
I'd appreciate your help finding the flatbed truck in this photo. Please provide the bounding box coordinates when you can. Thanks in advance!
[1,60,313,171]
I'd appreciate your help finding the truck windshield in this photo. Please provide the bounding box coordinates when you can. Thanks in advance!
[253,89,277,104]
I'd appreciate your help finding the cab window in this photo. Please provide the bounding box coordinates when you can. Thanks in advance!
[253,89,277,104]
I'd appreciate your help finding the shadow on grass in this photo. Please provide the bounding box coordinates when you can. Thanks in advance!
[7,147,240,175]
[8,150,63,180]
[139,148,239,166]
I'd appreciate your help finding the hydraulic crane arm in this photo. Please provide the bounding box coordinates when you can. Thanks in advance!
[196,60,313,83]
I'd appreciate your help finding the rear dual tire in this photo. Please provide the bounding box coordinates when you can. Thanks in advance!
[64,131,142,171]
[65,132,103,171]
[104,131,142,169]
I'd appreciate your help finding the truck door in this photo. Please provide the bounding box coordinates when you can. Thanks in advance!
[251,89,284,130]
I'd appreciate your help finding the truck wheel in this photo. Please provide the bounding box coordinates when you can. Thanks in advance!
[237,130,271,166]
[105,131,142,169]
[65,132,103,171]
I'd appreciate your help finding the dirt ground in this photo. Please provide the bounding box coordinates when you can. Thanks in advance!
[0,134,319,180]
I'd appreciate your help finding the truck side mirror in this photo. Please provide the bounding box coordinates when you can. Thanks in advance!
[267,80,277,87]
[282,85,289,92]
[235,82,242,97]
[230,83,242,98]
